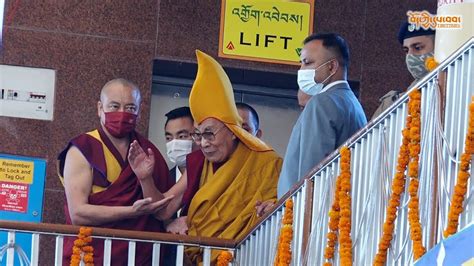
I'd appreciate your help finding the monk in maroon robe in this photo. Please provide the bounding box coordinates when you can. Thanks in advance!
[58,79,173,265]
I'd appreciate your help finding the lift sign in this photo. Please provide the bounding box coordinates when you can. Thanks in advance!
[219,0,314,65]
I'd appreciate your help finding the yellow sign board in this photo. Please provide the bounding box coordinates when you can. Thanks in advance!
[219,0,314,65]
[0,159,34,184]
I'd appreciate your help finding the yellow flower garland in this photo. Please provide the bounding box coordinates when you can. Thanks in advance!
[406,90,426,260]
[374,93,413,265]
[274,199,294,266]
[324,146,352,266]
[70,227,94,266]
[217,250,233,266]
[443,97,474,238]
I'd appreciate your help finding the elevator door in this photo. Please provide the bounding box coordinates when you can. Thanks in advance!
[148,76,300,166]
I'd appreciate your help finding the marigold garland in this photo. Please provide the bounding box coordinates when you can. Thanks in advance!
[443,97,474,238]
[324,146,352,266]
[70,227,94,266]
[406,90,426,260]
[373,92,413,265]
[338,147,352,266]
[217,250,233,266]
[425,56,439,72]
[274,199,293,266]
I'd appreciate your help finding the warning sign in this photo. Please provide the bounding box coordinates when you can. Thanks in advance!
[0,158,34,184]
[0,181,29,213]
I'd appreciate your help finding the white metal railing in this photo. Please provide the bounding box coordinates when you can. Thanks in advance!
[235,179,309,266]
[438,39,474,240]
[233,37,474,265]
[0,220,235,266]
[306,37,473,265]
[0,39,472,266]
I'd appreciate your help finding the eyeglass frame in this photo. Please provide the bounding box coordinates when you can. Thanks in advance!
[191,125,227,143]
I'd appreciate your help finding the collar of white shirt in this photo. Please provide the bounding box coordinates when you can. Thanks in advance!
[175,166,183,183]
[320,80,349,94]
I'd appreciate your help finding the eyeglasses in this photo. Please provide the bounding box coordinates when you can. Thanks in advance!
[191,126,226,142]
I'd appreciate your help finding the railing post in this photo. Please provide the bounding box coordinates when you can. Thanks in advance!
[152,243,161,266]
[103,238,112,266]
[7,231,15,266]
[127,241,136,266]
[202,247,211,266]
[54,235,63,266]
[30,233,40,265]
[301,179,314,259]
[176,244,184,265]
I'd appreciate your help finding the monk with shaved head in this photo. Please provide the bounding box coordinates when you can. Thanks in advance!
[58,78,173,265]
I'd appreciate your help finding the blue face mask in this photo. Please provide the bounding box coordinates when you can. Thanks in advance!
[297,59,335,95]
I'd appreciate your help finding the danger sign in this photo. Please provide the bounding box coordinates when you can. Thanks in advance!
[0,181,29,213]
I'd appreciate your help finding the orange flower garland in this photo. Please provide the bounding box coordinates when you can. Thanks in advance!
[374,95,413,265]
[324,146,352,266]
[406,90,426,260]
[443,97,474,238]
[217,250,233,266]
[274,199,294,266]
[324,176,341,266]
[70,227,94,266]
[425,56,439,72]
[338,147,352,266]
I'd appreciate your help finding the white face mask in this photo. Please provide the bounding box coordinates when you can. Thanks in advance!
[166,139,193,167]
[297,59,335,95]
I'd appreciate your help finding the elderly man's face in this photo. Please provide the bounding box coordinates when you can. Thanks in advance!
[194,118,237,163]
[98,83,140,126]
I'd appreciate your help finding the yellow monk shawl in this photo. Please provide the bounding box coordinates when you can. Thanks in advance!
[189,50,272,152]
[186,142,282,263]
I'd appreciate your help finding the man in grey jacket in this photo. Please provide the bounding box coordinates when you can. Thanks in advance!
[277,33,367,198]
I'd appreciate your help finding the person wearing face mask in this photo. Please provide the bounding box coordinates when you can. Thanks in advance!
[371,20,435,120]
[162,106,197,266]
[164,106,197,184]
[57,78,173,265]
[128,51,282,264]
[236,102,263,138]
[276,33,367,199]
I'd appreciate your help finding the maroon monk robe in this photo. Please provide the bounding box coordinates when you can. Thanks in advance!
[58,128,172,266]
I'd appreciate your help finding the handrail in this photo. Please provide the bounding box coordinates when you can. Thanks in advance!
[235,36,474,256]
[0,220,236,248]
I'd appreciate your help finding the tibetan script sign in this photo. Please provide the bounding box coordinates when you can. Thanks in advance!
[219,0,314,65]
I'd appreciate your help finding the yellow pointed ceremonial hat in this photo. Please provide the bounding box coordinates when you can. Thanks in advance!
[189,50,272,152]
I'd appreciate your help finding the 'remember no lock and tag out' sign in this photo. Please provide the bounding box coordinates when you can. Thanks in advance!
[219,0,314,65]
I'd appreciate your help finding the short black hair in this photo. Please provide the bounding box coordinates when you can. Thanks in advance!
[236,102,259,130]
[164,106,193,128]
[303,33,350,69]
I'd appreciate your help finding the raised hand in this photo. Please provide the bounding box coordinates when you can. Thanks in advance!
[128,140,155,180]
[132,196,174,215]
